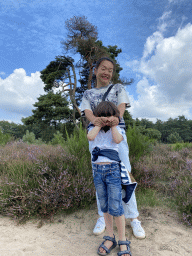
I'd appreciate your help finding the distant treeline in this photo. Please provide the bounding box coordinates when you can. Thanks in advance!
[124,112,192,143]
[1,113,192,144]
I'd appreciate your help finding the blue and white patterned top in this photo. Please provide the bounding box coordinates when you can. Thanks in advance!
[81,83,131,129]
[88,126,123,163]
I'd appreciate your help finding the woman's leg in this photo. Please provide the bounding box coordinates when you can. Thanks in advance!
[92,158,105,235]
[119,129,145,239]
[93,192,105,236]
[119,129,139,219]
[96,191,104,217]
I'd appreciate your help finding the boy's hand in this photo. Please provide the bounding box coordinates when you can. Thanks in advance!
[93,117,106,127]
[107,116,119,127]
[100,117,109,126]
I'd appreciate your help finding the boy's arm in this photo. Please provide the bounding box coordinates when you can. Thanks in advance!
[84,109,107,127]
[87,126,101,141]
[111,126,123,144]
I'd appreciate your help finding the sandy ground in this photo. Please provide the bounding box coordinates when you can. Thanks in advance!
[0,204,191,256]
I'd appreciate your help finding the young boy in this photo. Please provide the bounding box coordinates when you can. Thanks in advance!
[87,101,132,256]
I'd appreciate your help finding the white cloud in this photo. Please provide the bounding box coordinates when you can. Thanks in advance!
[0,68,45,118]
[142,31,164,59]
[168,0,183,4]
[157,11,173,33]
[127,22,192,122]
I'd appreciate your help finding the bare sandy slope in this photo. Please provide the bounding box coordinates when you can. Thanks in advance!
[0,204,191,256]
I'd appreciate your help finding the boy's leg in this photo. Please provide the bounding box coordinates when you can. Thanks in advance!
[98,212,114,254]
[115,215,125,241]
[99,163,123,254]
[115,215,131,256]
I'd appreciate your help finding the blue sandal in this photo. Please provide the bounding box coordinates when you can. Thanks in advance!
[117,239,132,256]
[97,235,117,255]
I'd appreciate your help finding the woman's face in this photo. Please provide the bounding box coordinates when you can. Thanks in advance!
[94,60,114,87]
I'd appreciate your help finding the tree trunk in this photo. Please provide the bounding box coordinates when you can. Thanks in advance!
[87,64,93,89]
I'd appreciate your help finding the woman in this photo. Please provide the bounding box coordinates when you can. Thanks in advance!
[81,57,145,243]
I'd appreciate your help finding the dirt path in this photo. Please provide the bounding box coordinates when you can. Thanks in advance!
[0,205,191,256]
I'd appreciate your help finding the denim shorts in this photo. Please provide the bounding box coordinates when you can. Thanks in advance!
[92,162,124,217]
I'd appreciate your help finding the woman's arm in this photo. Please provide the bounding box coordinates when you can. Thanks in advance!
[87,126,101,141]
[118,103,126,118]
[111,126,123,144]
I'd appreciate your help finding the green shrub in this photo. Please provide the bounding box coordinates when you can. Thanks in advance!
[0,142,95,222]
[35,138,44,145]
[142,128,162,141]
[22,130,36,144]
[132,143,192,226]
[126,125,152,161]
[50,131,65,145]
[171,142,192,151]
[0,129,12,145]
[167,132,183,144]
[65,122,91,177]
[173,142,184,151]
[22,130,45,145]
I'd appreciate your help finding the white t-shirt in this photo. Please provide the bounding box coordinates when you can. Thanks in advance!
[81,83,131,117]
[88,126,123,164]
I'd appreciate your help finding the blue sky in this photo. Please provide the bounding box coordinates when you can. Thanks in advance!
[1,0,192,124]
